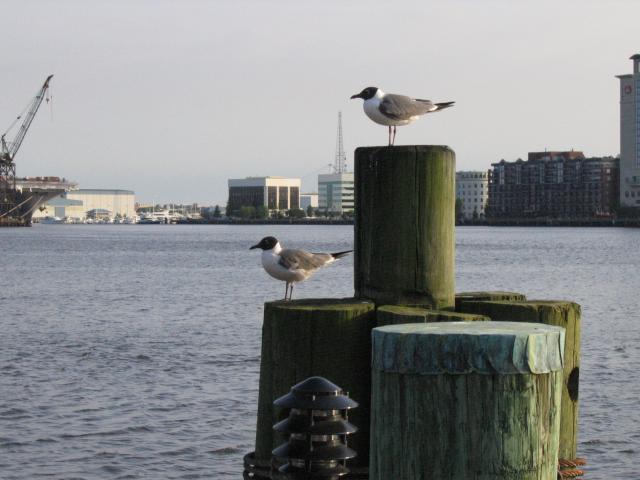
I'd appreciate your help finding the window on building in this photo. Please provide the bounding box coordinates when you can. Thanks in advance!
[289,187,299,210]
[228,186,264,213]
[268,187,277,209]
[279,187,289,210]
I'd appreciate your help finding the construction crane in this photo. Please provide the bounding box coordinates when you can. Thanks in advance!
[0,75,53,214]
[1,74,53,165]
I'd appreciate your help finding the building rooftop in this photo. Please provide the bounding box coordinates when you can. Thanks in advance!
[244,176,291,180]
[69,189,135,195]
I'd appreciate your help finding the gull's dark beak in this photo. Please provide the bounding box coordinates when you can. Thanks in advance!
[350,93,361,99]
[250,244,260,250]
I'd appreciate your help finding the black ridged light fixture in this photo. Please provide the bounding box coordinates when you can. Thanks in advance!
[272,376,358,479]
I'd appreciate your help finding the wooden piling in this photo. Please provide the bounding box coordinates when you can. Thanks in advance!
[455,299,581,459]
[370,322,565,480]
[376,304,489,327]
[253,298,375,468]
[455,290,527,310]
[354,146,455,308]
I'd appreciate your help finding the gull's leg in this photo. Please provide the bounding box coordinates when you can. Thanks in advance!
[388,126,392,146]
[289,284,294,300]
[392,126,397,146]
[284,282,289,300]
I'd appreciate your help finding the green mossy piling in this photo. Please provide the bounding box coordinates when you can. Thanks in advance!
[370,322,565,480]
[376,304,489,327]
[354,146,455,309]
[253,298,375,467]
[455,299,581,459]
[248,140,583,478]
[455,290,527,310]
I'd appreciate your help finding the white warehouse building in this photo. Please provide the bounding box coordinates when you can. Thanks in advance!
[34,189,136,220]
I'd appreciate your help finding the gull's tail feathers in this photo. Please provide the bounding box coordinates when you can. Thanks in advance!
[434,101,455,111]
[330,250,353,259]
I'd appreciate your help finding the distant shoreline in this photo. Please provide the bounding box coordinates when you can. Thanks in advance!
[457,218,639,228]
[184,218,354,225]
[173,218,640,227]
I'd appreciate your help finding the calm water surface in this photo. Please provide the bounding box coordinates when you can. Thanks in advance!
[0,225,637,479]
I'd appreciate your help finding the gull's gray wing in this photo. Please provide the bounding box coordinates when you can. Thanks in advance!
[379,94,436,120]
[278,249,332,271]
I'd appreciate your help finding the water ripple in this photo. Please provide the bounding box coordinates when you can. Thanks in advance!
[0,225,637,478]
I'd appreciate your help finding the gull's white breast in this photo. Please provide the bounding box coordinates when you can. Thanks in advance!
[261,250,308,283]
[363,97,414,127]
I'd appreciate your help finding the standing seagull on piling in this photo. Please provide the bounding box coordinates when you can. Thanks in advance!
[350,86,454,146]
[250,236,352,300]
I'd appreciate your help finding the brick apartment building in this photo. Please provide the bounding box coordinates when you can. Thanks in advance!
[487,151,619,218]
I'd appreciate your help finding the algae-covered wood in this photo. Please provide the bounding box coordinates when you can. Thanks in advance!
[454,300,581,459]
[372,322,565,375]
[455,290,527,310]
[370,370,563,480]
[370,322,564,479]
[377,304,489,327]
[254,298,375,467]
[354,146,455,308]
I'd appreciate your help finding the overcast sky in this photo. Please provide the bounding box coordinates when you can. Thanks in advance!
[1,0,637,204]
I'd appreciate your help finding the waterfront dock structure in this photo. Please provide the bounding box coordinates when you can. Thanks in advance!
[0,177,76,226]
[246,145,582,479]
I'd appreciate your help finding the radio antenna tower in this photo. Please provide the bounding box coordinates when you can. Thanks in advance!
[333,111,347,173]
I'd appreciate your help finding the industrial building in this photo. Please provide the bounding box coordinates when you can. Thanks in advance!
[227,177,300,214]
[616,54,640,208]
[300,193,318,211]
[34,189,136,220]
[456,171,489,219]
[318,172,354,214]
[487,151,619,218]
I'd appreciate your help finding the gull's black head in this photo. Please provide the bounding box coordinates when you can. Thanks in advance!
[250,236,278,250]
[351,86,379,100]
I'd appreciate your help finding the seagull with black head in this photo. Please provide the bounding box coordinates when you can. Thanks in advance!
[250,236,352,300]
[351,86,454,146]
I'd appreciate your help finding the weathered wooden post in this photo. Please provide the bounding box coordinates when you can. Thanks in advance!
[456,299,581,460]
[251,299,375,473]
[246,142,583,478]
[376,304,489,327]
[455,291,527,310]
[370,322,565,480]
[354,146,455,308]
